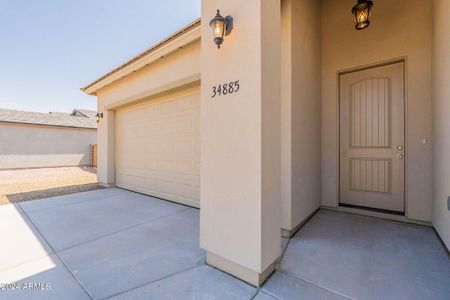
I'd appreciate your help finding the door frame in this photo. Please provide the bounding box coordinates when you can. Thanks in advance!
[337,57,408,215]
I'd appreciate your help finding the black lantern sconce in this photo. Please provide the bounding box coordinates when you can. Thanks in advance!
[95,112,103,123]
[210,9,233,49]
[352,0,374,30]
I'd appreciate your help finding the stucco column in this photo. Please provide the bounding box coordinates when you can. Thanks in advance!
[200,0,281,286]
[96,106,115,187]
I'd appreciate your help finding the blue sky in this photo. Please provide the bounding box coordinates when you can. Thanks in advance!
[0,0,200,113]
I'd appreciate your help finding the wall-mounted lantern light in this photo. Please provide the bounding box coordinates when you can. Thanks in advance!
[209,9,233,49]
[95,112,103,123]
[352,0,374,30]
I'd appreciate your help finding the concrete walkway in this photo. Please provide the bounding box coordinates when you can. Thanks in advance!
[0,189,449,299]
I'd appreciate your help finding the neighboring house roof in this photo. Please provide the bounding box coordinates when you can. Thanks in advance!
[71,108,97,119]
[0,108,97,129]
[81,18,201,95]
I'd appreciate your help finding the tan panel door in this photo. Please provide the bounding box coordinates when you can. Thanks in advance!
[115,87,200,208]
[339,62,405,212]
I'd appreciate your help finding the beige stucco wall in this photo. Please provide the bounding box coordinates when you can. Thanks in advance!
[96,109,115,185]
[96,41,200,110]
[431,0,450,249]
[281,0,322,232]
[95,41,201,185]
[321,0,433,222]
[0,123,96,169]
[200,0,281,285]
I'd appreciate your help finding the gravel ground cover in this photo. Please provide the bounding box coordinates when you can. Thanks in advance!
[0,166,103,205]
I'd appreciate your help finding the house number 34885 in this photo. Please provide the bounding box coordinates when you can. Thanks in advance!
[211,80,240,98]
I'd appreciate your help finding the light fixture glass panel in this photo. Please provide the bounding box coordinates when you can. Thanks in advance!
[352,0,373,30]
[212,20,225,39]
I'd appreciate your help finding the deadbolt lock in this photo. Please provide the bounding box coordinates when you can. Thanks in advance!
[397,154,404,159]
[397,146,404,150]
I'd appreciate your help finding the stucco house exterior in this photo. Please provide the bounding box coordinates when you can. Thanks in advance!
[0,108,97,169]
[82,0,450,286]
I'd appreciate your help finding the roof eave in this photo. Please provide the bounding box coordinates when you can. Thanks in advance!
[81,18,201,96]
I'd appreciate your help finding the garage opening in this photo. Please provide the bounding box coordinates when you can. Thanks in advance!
[115,86,200,207]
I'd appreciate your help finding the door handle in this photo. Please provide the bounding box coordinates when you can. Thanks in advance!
[397,146,404,150]
[397,154,404,159]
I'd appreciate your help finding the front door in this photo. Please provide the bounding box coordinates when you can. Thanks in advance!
[339,62,405,213]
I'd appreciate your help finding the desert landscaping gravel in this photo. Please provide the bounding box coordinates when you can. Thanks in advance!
[0,167,103,205]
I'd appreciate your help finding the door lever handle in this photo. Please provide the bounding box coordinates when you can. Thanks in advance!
[396,154,404,159]
[397,146,404,150]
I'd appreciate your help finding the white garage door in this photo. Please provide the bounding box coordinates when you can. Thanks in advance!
[115,87,200,207]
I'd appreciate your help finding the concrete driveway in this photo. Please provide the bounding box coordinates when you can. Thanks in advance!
[0,189,257,300]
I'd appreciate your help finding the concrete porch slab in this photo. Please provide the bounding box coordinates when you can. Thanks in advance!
[253,291,279,300]
[274,209,450,300]
[262,271,347,299]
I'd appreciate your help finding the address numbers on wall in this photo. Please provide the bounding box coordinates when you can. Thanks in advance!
[211,80,240,98]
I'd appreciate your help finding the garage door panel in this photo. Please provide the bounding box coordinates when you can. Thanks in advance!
[176,95,196,111]
[176,118,194,135]
[116,174,198,205]
[159,159,194,174]
[193,135,201,156]
[175,184,196,198]
[193,185,200,199]
[159,119,177,135]
[158,99,178,115]
[147,123,159,136]
[159,139,177,156]
[193,161,200,176]
[176,137,196,158]
[145,139,161,155]
[117,167,198,187]
[193,114,200,132]
[115,88,200,207]
[117,162,197,181]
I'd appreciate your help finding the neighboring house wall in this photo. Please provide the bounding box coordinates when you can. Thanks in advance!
[431,0,450,249]
[0,123,96,169]
[321,0,433,222]
[281,0,322,233]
